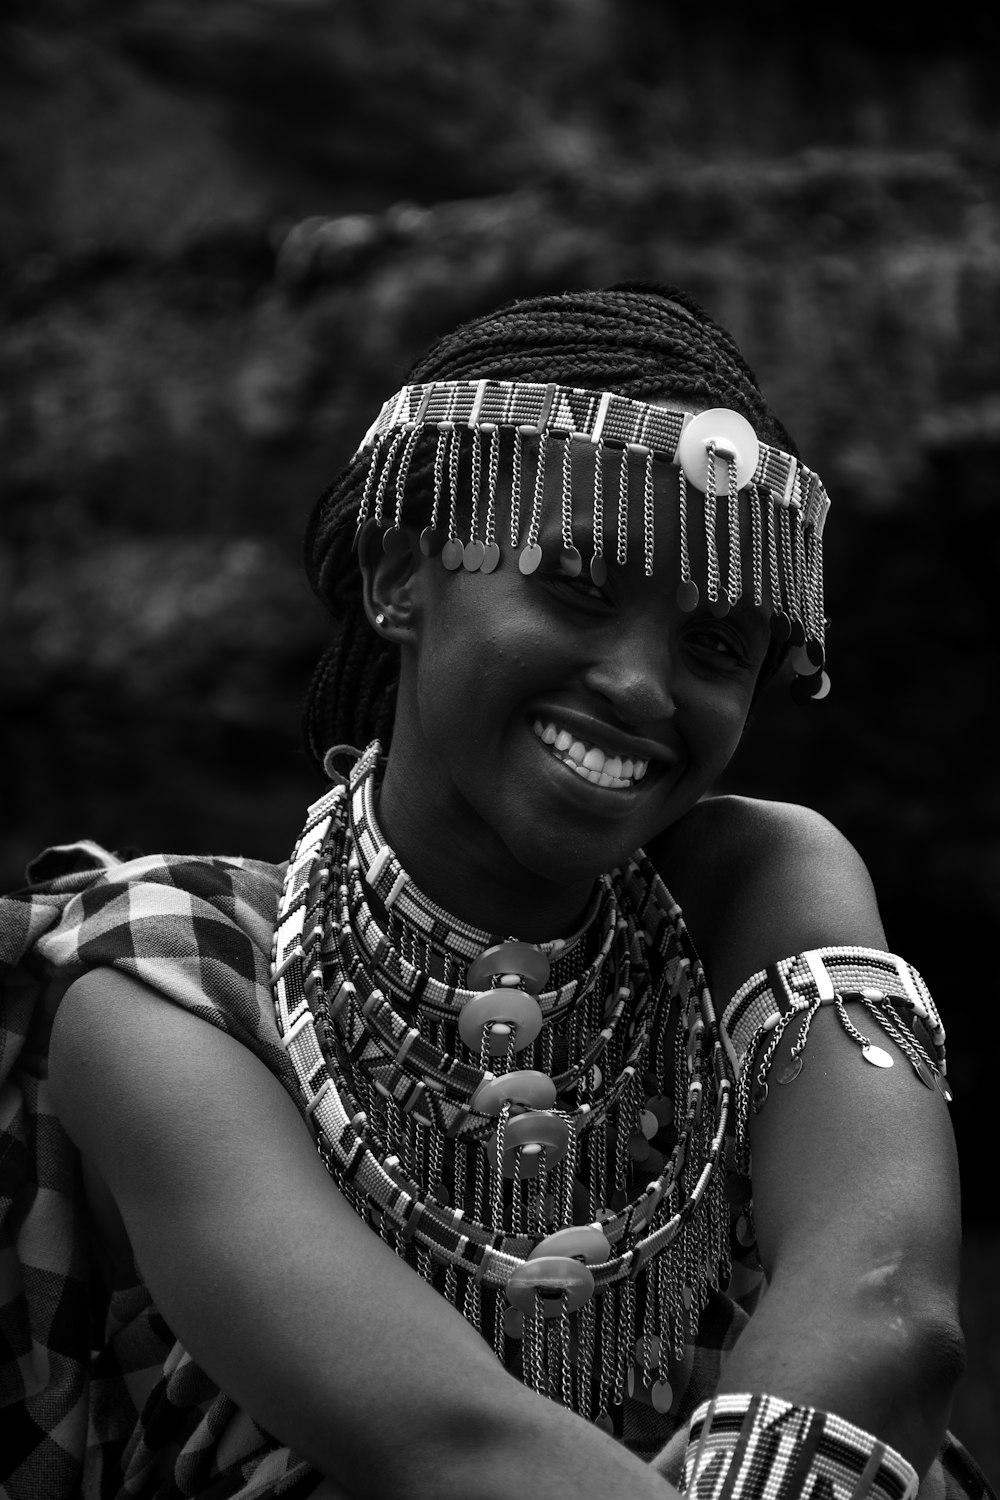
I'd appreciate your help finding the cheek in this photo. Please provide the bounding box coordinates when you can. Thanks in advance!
[686,681,754,762]
[437,584,564,685]
[411,597,532,733]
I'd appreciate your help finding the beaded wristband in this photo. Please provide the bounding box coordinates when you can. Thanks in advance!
[683,1393,919,1500]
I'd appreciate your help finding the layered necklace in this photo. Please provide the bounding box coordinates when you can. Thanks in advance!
[270,741,736,1427]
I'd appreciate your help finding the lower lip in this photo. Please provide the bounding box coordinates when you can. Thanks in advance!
[531,731,653,805]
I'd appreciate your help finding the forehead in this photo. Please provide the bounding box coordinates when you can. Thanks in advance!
[495,397,698,540]
[514,431,770,632]
[364,382,826,673]
[502,425,755,569]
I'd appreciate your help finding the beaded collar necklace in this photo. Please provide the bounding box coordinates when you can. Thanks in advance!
[348,756,609,1012]
[271,742,736,1425]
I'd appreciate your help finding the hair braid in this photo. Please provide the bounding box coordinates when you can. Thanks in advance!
[303,617,399,768]
[303,283,795,769]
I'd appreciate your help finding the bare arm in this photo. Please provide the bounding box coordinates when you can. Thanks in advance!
[49,968,678,1500]
[648,796,965,1475]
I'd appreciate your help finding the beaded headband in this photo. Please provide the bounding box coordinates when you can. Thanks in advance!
[353,379,833,697]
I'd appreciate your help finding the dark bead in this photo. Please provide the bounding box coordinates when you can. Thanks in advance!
[677,579,700,612]
[790,671,822,704]
[724,1172,752,1206]
[382,526,409,558]
[419,525,445,558]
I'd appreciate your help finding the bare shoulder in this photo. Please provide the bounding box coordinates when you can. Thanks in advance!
[646,792,879,917]
[646,794,888,1004]
[650,791,857,867]
[50,966,240,1159]
[50,967,151,1149]
[48,966,318,1213]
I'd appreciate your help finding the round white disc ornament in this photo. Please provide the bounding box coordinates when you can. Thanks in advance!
[676,408,760,496]
[457,987,544,1054]
[470,1069,557,1116]
[528,1224,611,1264]
[504,1255,596,1315]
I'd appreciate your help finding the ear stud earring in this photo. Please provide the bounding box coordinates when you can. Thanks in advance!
[375,612,387,628]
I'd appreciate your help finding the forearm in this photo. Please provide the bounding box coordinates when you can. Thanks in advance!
[139,1187,680,1500]
[386,1384,681,1500]
[711,939,964,1477]
[195,1236,679,1500]
[52,977,678,1500]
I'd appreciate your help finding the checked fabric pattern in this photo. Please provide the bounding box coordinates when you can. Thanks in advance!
[0,842,317,1499]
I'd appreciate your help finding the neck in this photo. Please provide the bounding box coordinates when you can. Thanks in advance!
[375,750,600,942]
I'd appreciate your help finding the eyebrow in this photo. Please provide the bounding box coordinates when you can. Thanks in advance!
[533,528,770,632]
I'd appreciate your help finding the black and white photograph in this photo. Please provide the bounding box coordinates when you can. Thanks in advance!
[2,4,998,1497]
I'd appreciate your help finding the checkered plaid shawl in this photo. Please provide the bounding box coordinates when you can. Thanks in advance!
[0,843,993,1500]
[0,842,317,1500]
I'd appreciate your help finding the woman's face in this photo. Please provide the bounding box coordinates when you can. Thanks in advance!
[377,434,772,931]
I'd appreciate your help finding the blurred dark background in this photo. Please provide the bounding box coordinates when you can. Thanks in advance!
[2,0,998,1470]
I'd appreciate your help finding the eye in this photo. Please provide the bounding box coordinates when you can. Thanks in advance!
[684,622,754,670]
[541,571,614,612]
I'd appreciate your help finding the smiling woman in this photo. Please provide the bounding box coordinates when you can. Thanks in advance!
[1,285,992,1500]
[356,401,779,926]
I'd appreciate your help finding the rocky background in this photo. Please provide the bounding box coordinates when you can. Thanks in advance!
[2,0,999,1469]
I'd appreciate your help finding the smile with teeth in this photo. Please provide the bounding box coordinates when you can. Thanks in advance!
[531,719,650,789]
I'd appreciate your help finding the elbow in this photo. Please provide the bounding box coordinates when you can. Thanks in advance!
[911,1307,966,1409]
[867,1293,967,1450]
[895,1306,966,1476]
[844,1297,966,1477]
[852,1254,965,1407]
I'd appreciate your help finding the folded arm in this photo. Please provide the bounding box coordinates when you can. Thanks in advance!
[648,796,965,1476]
[49,967,677,1500]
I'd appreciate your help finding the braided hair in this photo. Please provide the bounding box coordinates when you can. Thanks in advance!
[303,282,796,766]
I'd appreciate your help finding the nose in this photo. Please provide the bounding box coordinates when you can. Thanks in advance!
[582,622,677,729]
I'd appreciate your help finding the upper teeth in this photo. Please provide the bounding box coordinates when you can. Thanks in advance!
[532,720,649,788]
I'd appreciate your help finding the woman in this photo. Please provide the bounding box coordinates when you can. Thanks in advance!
[1,284,989,1500]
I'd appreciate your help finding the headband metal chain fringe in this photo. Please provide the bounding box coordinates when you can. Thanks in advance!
[617,447,629,567]
[591,436,607,587]
[353,380,832,697]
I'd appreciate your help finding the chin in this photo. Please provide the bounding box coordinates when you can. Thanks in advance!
[507,824,641,885]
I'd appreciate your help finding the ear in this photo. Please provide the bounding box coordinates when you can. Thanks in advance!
[359,523,423,644]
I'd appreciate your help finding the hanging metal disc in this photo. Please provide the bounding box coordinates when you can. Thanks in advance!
[441,538,464,570]
[463,539,486,571]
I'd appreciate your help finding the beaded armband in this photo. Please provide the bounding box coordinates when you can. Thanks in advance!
[683,1394,919,1500]
[721,947,950,1189]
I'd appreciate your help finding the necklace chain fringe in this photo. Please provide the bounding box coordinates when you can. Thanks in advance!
[270,741,736,1422]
